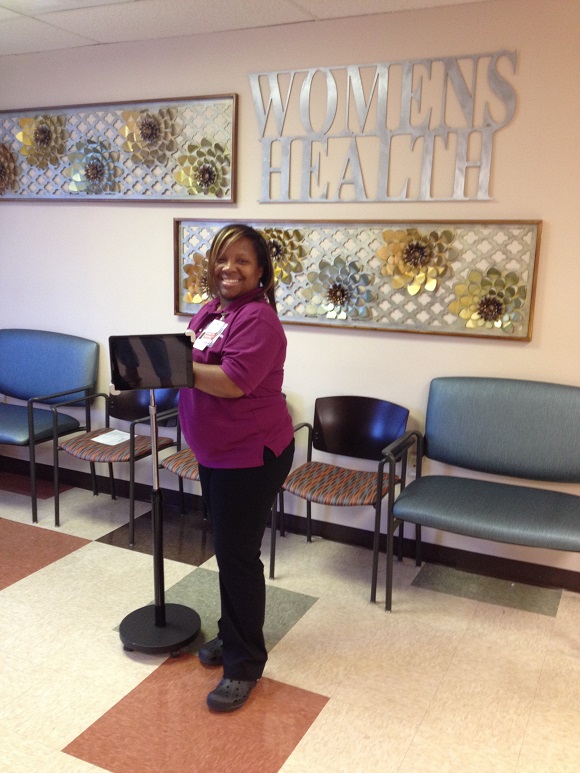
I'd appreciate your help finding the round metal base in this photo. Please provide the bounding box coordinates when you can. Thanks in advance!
[119,603,201,655]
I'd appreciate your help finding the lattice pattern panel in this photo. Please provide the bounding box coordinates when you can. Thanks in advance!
[175,220,541,340]
[0,95,236,201]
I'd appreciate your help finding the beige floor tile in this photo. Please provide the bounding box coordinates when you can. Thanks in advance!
[0,541,193,630]
[265,594,387,695]
[400,731,519,772]
[280,699,416,773]
[36,487,151,541]
[550,589,580,657]
[444,638,545,698]
[0,726,106,771]
[0,663,151,749]
[417,676,533,754]
[535,653,580,712]
[462,601,555,655]
[517,702,580,772]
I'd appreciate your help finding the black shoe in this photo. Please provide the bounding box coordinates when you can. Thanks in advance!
[207,678,257,712]
[198,637,223,666]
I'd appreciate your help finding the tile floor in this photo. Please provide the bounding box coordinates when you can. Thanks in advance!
[0,472,579,772]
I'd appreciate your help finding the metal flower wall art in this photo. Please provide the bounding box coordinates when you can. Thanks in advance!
[176,220,541,341]
[0,95,236,201]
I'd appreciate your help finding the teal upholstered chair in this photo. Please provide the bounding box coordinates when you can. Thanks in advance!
[0,329,99,523]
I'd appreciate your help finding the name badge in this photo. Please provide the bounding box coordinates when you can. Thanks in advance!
[193,318,228,350]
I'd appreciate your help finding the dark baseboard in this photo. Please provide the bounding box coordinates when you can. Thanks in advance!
[3,455,579,593]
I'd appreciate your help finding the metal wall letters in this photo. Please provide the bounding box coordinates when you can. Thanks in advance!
[249,51,517,203]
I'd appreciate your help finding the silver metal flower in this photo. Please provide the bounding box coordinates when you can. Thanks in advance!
[64,140,122,194]
[301,256,375,320]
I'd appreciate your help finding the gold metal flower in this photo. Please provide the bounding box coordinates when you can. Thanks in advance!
[301,256,375,320]
[183,253,209,305]
[174,139,230,197]
[120,108,180,166]
[63,140,122,194]
[376,228,455,295]
[259,228,305,286]
[0,144,18,194]
[16,114,68,169]
[448,268,527,334]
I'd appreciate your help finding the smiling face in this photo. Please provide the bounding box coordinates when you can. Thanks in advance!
[212,236,264,307]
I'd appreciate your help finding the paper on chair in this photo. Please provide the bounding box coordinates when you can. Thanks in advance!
[95,430,131,445]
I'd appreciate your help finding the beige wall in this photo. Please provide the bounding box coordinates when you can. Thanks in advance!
[1,0,579,570]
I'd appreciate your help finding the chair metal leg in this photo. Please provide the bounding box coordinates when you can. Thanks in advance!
[385,518,395,613]
[306,500,312,542]
[269,501,277,580]
[108,462,116,500]
[278,490,286,536]
[90,461,98,496]
[370,500,382,603]
[129,460,135,547]
[397,520,404,561]
[415,524,422,566]
[178,476,185,515]
[29,439,38,524]
[54,443,60,528]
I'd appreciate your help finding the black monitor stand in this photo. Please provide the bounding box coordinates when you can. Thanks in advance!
[110,334,201,655]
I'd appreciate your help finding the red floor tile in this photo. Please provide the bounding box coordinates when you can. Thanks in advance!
[0,470,72,499]
[0,519,89,590]
[64,654,328,773]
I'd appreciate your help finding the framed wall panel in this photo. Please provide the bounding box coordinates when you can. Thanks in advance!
[0,94,237,202]
[174,219,541,340]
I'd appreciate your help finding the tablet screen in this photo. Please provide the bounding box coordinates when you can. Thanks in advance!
[109,333,194,391]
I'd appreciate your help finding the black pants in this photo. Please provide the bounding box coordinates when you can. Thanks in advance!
[198,439,294,681]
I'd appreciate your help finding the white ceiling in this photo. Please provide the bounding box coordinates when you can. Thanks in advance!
[0,0,495,57]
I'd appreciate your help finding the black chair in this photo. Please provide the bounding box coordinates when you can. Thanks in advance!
[55,388,179,545]
[279,396,409,601]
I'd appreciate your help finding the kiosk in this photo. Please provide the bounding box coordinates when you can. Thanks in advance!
[109,333,201,654]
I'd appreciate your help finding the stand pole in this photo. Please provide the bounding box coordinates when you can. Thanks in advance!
[119,389,200,655]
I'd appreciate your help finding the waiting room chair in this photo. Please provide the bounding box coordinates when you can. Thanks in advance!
[160,417,201,517]
[0,328,99,523]
[279,395,409,602]
[54,388,179,545]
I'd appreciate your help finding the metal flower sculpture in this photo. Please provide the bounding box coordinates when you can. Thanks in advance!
[376,228,455,295]
[448,268,527,334]
[120,108,180,166]
[0,144,18,194]
[64,140,122,194]
[16,115,67,169]
[183,253,210,305]
[302,256,375,320]
[174,139,230,197]
[259,228,305,286]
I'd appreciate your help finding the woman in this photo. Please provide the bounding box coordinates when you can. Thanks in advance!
[179,223,294,712]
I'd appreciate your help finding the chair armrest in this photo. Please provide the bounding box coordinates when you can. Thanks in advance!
[27,384,96,406]
[51,392,109,410]
[382,430,424,487]
[131,406,179,431]
[28,386,97,439]
[292,421,313,461]
[50,392,109,435]
[382,430,422,463]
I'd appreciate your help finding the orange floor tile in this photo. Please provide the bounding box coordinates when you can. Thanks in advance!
[64,654,328,773]
[0,517,89,590]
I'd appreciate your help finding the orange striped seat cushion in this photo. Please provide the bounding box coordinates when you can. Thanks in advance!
[283,461,398,507]
[161,448,200,480]
[59,429,174,464]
